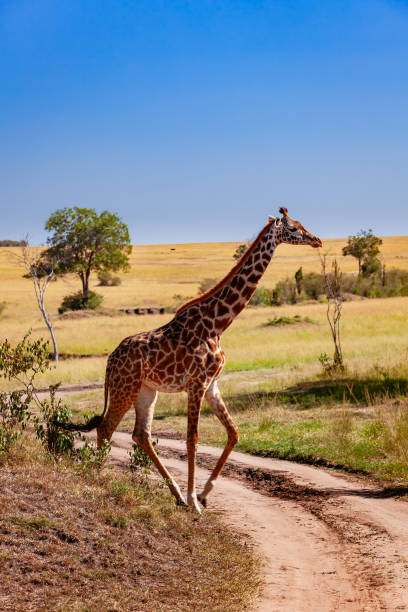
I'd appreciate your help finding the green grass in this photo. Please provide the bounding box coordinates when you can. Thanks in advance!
[207,401,408,480]
[266,315,316,326]
[62,363,408,483]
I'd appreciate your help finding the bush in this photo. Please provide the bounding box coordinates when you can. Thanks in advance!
[59,290,103,313]
[97,271,121,286]
[0,332,50,455]
[0,390,31,454]
[266,315,316,326]
[318,351,346,377]
[0,302,6,317]
[128,440,159,471]
[198,264,408,311]
[33,384,78,459]
[0,331,110,472]
[351,268,408,298]
[361,256,381,277]
[274,278,298,304]
[74,438,111,474]
[302,272,326,300]
[249,288,274,306]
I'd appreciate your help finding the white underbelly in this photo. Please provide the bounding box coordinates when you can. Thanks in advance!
[144,374,218,394]
[144,378,186,393]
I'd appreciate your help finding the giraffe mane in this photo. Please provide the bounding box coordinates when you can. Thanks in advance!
[175,218,275,316]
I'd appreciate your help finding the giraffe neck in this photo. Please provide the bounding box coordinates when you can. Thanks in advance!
[176,220,278,336]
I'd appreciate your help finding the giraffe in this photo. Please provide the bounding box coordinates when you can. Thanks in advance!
[70,207,322,514]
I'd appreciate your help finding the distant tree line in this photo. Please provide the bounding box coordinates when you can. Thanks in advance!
[0,239,27,247]
[228,229,408,306]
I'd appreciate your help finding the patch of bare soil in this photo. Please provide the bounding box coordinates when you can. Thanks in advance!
[36,382,104,394]
[108,432,408,611]
[160,436,408,611]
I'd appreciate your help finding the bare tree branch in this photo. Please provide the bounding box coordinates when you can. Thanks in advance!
[320,253,344,372]
[18,240,59,362]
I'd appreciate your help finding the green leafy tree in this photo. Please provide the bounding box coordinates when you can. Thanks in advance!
[43,207,131,296]
[342,229,382,277]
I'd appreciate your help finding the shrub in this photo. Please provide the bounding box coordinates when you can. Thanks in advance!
[247,265,408,308]
[274,278,298,304]
[266,315,315,326]
[128,441,159,471]
[249,288,273,306]
[0,390,31,454]
[33,384,78,459]
[59,290,103,313]
[361,256,381,277]
[97,271,121,286]
[318,351,346,377]
[302,272,325,300]
[267,315,302,326]
[0,332,50,455]
[0,302,6,317]
[0,332,49,382]
[74,438,111,474]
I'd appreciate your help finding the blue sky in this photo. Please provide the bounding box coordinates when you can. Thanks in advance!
[1,0,407,244]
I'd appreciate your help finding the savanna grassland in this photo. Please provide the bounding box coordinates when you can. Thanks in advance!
[1,235,408,481]
[1,235,408,381]
[2,235,408,610]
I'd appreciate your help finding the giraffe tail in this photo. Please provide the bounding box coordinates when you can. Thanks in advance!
[58,363,110,432]
[61,414,104,432]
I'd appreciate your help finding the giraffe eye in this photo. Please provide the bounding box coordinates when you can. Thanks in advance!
[289,227,299,233]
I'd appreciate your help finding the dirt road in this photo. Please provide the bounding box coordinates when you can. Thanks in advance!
[101,430,408,611]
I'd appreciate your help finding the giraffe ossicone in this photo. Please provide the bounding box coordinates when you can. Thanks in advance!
[66,209,322,512]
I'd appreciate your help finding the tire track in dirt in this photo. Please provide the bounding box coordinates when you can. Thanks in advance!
[155,436,408,611]
[105,431,390,612]
[50,384,408,609]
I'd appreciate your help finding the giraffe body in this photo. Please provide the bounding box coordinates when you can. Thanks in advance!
[95,208,322,513]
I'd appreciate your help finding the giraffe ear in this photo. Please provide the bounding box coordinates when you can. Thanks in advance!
[268,215,275,222]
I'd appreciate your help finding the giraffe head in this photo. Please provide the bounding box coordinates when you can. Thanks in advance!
[271,207,322,249]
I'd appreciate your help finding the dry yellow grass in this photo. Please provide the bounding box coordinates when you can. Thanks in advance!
[2,235,408,318]
[0,436,260,611]
[1,236,408,389]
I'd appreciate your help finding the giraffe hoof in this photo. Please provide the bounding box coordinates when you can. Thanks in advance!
[176,499,188,508]
[197,494,207,508]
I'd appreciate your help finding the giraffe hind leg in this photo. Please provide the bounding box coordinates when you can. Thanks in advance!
[185,383,206,514]
[97,385,140,448]
[132,384,187,507]
[197,380,239,507]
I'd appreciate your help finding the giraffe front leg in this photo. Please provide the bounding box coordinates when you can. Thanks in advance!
[197,380,239,507]
[186,384,206,514]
